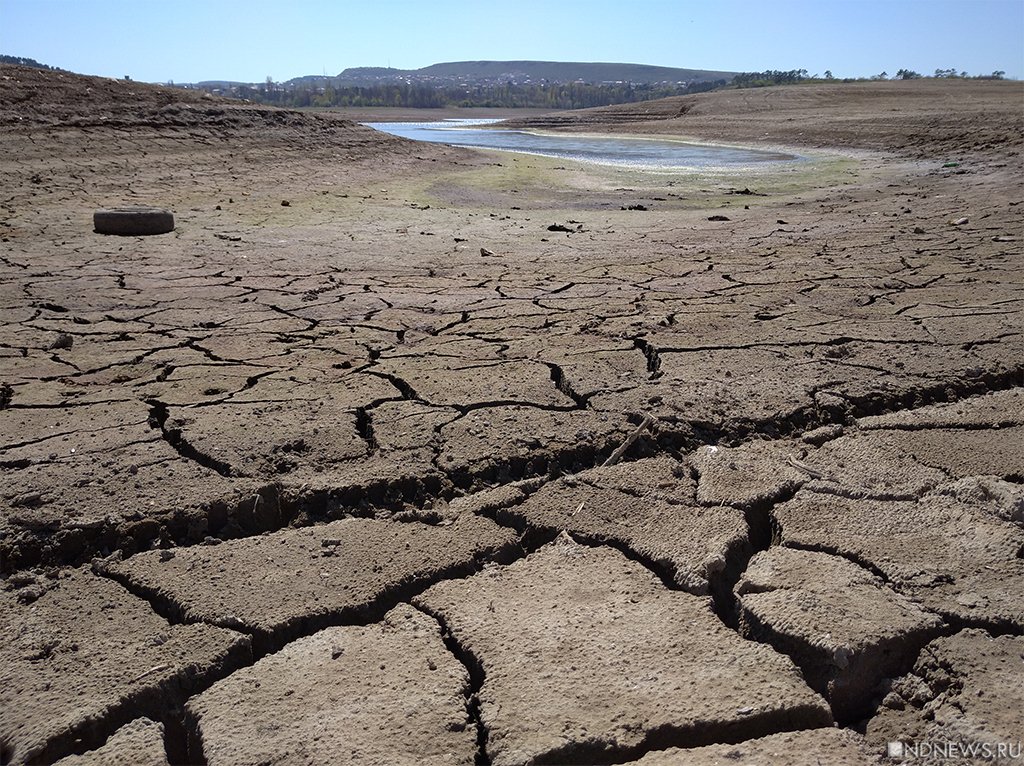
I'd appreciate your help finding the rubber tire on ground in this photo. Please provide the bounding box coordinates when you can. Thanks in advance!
[93,207,175,236]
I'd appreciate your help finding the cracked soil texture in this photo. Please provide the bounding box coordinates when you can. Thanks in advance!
[415,537,833,765]
[102,512,518,653]
[867,630,1024,764]
[735,546,944,722]
[0,567,249,764]
[1,64,1023,763]
[51,718,168,766]
[186,604,476,766]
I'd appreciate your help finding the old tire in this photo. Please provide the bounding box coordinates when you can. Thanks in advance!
[93,207,175,236]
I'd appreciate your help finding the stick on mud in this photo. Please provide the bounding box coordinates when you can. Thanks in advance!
[602,414,656,467]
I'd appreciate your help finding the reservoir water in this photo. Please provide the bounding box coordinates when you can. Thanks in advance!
[364,119,798,170]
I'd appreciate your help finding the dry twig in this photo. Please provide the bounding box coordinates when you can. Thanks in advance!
[602,414,656,467]
[131,664,171,683]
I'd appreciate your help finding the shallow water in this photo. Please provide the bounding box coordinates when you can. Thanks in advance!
[364,118,799,170]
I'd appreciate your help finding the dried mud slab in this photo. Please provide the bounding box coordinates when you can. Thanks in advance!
[735,547,943,721]
[51,718,168,766]
[104,513,518,652]
[833,390,1024,485]
[687,441,805,509]
[374,357,574,409]
[589,347,815,430]
[0,568,249,765]
[436,406,629,482]
[867,630,1024,760]
[878,426,1024,481]
[786,391,1024,504]
[793,430,951,500]
[857,389,1024,431]
[492,456,749,595]
[0,401,253,572]
[415,537,832,766]
[166,372,405,479]
[627,727,878,765]
[933,476,1024,525]
[370,397,457,439]
[186,604,475,766]
[774,489,1024,630]
[514,338,650,400]
[163,400,369,477]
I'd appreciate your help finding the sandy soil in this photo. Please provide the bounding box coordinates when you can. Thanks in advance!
[1,64,1022,764]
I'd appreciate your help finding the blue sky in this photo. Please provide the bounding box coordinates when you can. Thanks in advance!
[2,0,1022,83]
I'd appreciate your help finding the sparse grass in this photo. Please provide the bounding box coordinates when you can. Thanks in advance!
[400,144,870,214]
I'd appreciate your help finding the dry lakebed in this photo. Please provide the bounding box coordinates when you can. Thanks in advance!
[1,66,1023,765]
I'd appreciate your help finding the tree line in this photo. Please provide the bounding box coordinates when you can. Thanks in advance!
[731,69,809,87]
[228,78,728,109]
[0,54,63,70]
[213,65,1012,108]
[730,67,1008,88]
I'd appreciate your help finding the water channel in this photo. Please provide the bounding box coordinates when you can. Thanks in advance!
[365,119,799,170]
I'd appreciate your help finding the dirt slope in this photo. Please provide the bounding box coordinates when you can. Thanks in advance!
[502,79,1024,157]
[0,64,427,157]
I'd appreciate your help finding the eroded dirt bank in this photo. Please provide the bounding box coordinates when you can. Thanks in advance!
[1,66,1022,764]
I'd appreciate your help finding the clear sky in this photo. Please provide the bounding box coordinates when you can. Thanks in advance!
[2,0,1022,83]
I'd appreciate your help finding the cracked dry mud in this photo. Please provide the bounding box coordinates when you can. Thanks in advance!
[1,66,1022,764]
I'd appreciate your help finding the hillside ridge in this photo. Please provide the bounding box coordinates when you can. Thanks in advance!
[333,60,736,85]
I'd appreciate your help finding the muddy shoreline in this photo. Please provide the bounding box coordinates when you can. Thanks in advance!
[1,66,1022,765]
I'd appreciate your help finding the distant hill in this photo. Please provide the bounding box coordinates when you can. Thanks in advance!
[202,60,738,110]
[333,68,396,81]
[418,60,735,83]
[329,60,736,87]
